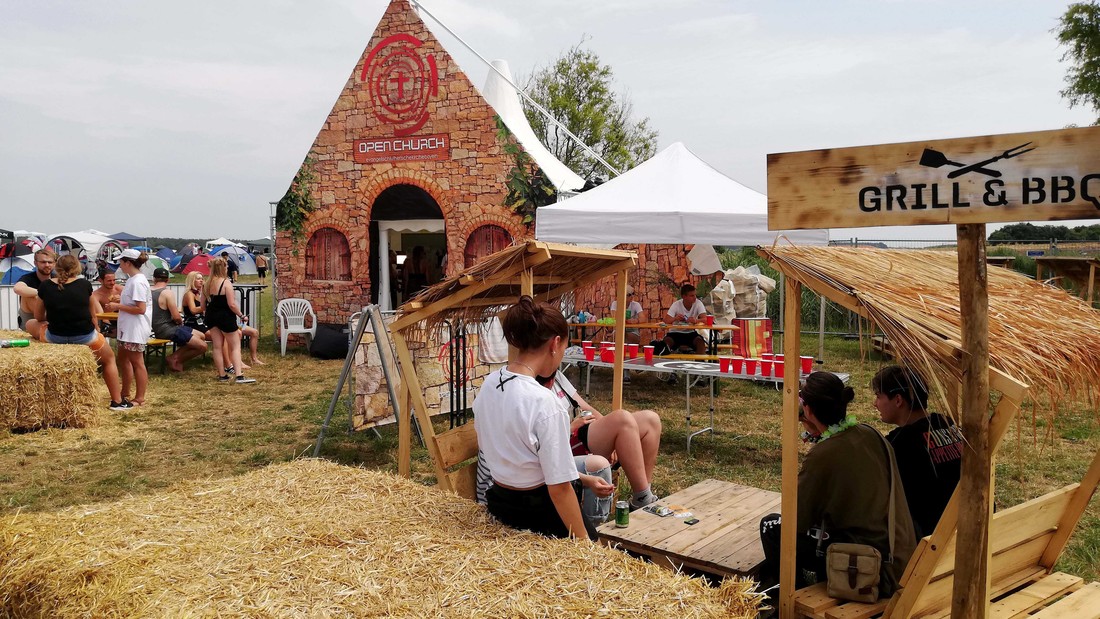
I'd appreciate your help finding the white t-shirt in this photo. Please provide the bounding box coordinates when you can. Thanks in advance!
[666,298,706,333]
[117,273,153,344]
[473,368,579,489]
[610,300,644,331]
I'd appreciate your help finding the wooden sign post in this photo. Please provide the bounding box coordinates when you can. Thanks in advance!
[767,126,1100,619]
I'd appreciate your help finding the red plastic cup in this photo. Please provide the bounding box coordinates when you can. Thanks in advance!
[774,354,784,362]
[774,360,785,377]
[719,357,732,372]
[584,347,595,361]
[705,314,715,326]
[744,358,759,374]
[582,340,592,349]
[626,343,639,359]
[801,356,813,374]
[760,359,773,377]
[643,345,655,363]
[731,357,744,373]
[600,349,614,363]
[761,353,773,361]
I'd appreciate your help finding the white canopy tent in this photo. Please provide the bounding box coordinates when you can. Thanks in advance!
[535,142,828,246]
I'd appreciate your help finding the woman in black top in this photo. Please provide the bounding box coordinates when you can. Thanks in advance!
[34,255,128,410]
[200,258,255,384]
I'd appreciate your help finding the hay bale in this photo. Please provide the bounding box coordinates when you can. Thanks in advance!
[0,460,763,618]
[0,329,98,431]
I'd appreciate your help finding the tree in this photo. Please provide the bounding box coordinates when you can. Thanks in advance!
[522,40,659,181]
[1056,2,1100,124]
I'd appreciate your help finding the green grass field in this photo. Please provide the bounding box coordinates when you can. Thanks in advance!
[2,276,1097,582]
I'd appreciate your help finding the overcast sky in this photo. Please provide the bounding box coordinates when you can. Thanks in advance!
[1,0,1096,242]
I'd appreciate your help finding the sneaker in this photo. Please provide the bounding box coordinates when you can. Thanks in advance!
[629,492,660,511]
[235,376,256,384]
[225,365,235,375]
[217,375,231,383]
[109,400,133,411]
[623,371,631,384]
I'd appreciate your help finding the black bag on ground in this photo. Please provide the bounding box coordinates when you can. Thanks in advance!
[309,324,348,360]
[649,339,670,356]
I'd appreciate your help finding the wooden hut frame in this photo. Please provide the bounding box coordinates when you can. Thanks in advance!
[386,240,636,497]
[757,246,1100,619]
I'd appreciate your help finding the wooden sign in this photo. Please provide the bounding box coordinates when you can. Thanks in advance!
[767,126,1100,230]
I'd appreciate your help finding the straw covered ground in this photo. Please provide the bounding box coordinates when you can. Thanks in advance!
[0,459,762,618]
[0,329,98,431]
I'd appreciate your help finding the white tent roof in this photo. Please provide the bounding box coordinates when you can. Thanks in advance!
[480,60,585,193]
[536,142,828,247]
[204,237,242,252]
[45,231,114,256]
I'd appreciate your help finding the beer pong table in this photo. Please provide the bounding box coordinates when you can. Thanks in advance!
[597,479,781,579]
[564,353,849,454]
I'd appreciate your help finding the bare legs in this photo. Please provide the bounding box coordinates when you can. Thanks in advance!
[91,339,123,403]
[118,346,147,405]
[584,409,662,492]
[210,328,244,380]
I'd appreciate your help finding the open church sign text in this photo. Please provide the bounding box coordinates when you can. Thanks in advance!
[353,133,450,163]
[767,126,1100,230]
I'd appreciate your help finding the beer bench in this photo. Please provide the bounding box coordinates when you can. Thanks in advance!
[145,338,173,375]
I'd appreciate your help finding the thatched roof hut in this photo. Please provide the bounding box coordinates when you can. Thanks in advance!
[758,246,1100,410]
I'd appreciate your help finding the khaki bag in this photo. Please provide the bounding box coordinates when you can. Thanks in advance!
[824,428,898,603]
[826,543,882,603]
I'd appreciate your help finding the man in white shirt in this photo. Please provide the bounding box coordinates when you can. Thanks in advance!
[663,283,707,354]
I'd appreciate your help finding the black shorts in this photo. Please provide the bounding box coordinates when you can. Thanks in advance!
[257,267,267,277]
[486,483,596,540]
[667,330,703,349]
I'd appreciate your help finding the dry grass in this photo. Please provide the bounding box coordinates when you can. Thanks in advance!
[0,459,762,618]
[0,329,98,431]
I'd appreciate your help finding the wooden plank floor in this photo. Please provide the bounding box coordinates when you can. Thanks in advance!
[597,479,781,578]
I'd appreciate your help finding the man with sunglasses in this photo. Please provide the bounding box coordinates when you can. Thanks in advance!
[871,365,963,539]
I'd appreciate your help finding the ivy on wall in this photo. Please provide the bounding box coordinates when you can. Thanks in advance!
[275,158,318,248]
[495,116,556,226]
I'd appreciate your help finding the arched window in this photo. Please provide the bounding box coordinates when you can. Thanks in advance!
[464,225,512,268]
[306,227,351,281]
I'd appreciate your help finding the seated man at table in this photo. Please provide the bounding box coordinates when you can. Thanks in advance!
[150,268,208,372]
[610,284,644,383]
[13,248,57,339]
[91,269,123,336]
[663,283,707,354]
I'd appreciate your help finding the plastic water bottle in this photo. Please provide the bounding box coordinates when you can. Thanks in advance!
[0,339,30,348]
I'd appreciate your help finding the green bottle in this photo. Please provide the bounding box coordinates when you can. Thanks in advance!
[0,339,31,348]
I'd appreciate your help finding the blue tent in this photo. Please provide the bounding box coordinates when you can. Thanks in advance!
[1,256,34,284]
[110,232,147,245]
[210,244,258,275]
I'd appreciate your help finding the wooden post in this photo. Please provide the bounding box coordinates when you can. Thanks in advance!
[779,277,802,619]
[952,223,992,619]
[612,270,628,411]
[398,380,411,477]
[1088,263,1096,307]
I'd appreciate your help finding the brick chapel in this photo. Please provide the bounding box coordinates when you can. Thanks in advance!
[275,0,702,328]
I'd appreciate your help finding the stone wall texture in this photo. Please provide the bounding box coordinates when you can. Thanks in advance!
[275,0,528,326]
[572,243,705,323]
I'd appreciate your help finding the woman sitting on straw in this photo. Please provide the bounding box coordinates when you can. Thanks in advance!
[757,372,916,600]
[473,296,615,540]
[33,254,130,411]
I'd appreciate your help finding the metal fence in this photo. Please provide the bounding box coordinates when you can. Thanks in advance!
[829,237,1100,254]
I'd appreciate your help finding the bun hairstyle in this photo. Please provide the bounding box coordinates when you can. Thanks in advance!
[54,255,83,288]
[871,365,929,411]
[800,371,855,426]
[501,295,568,352]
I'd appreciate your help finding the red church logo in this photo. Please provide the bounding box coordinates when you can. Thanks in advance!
[360,34,439,137]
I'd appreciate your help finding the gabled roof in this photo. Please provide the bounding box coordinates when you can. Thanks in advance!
[391,240,635,333]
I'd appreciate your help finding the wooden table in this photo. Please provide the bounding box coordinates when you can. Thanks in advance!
[571,321,739,355]
[597,479,781,578]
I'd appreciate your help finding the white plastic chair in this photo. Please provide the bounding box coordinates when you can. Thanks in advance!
[276,298,317,355]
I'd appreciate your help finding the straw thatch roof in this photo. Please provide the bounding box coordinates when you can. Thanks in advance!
[758,246,1100,407]
[395,240,636,334]
[0,459,762,618]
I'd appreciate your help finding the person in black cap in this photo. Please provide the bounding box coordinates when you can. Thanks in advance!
[150,268,208,372]
[221,252,239,282]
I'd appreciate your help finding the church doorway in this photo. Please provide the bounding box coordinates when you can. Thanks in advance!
[369,184,446,311]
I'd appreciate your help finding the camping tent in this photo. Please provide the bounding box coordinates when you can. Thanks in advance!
[204,237,242,253]
[209,245,258,276]
[139,255,171,279]
[1,256,34,284]
[535,142,829,246]
[182,254,213,276]
[110,232,148,246]
[174,243,201,272]
[45,231,116,279]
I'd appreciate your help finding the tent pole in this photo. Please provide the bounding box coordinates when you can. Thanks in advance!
[779,276,801,619]
[951,223,992,619]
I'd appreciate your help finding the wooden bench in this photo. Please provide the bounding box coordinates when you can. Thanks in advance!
[145,338,173,375]
[433,422,479,500]
[793,445,1100,619]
